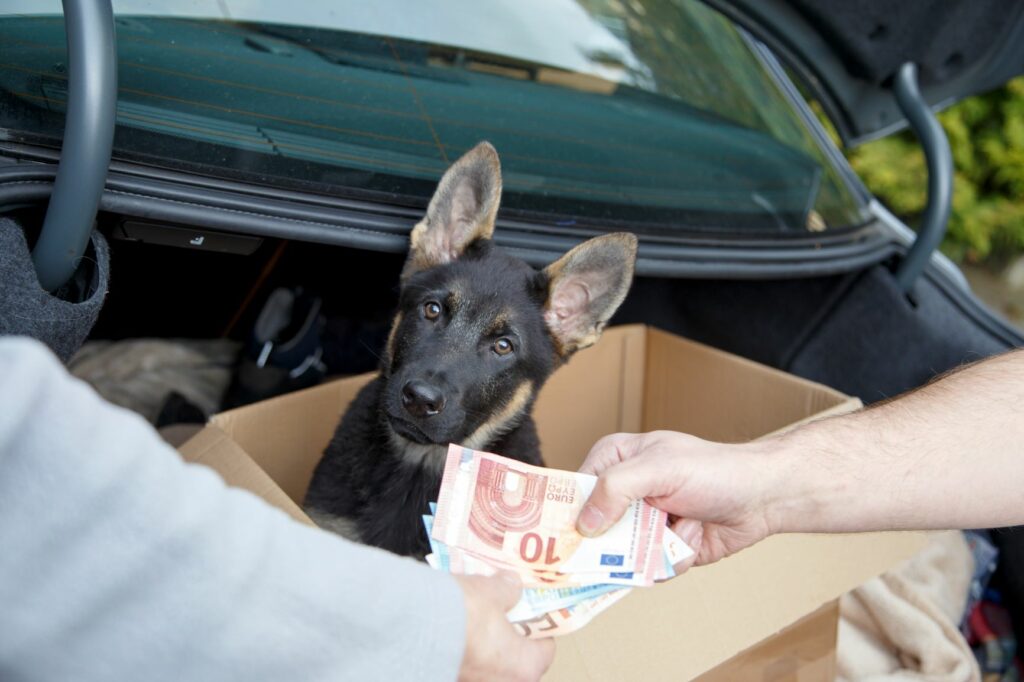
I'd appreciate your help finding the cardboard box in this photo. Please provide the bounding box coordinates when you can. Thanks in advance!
[180,325,926,680]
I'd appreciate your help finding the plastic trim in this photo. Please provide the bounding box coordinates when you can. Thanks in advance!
[892,63,953,294]
[31,0,117,292]
[0,158,905,279]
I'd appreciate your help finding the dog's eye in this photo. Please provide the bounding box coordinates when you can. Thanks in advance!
[493,338,514,356]
[423,301,442,320]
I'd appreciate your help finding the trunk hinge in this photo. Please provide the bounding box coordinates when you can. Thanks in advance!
[31,0,117,292]
[892,62,953,294]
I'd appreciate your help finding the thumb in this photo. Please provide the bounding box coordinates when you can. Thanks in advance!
[576,460,647,537]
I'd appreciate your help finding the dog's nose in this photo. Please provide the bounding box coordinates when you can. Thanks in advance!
[401,380,446,418]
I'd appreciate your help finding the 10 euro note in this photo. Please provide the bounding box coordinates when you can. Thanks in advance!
[432,445,669,585]
[424,518,624,623]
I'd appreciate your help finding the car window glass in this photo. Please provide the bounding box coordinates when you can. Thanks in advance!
[0,0,867,236]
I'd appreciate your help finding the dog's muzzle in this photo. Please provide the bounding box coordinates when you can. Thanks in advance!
[401,379,446,418]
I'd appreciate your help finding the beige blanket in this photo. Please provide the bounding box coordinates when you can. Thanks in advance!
[70,339,239,424]
[838,530,979,682]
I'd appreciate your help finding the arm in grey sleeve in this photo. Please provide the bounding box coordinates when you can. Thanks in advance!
[0,337,464,682]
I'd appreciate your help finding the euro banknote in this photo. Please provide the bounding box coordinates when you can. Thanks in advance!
[432,445,669,585]
[422,445,693,638]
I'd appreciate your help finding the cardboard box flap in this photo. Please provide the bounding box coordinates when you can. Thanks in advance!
[179,424,311,525]
[641,328,851,442]
[210,374,374,503]
[549,530,927,681]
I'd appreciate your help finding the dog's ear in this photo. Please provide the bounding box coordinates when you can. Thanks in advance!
[402,142,502,279]
[541,233,638,356]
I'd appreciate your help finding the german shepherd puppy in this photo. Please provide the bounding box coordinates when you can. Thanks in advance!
[303,142,637,558]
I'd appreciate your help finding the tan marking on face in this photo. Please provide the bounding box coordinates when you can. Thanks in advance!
[446,286,463,311]
[485,310,513,336]
[464,381,534,450]
[385,311,403,364]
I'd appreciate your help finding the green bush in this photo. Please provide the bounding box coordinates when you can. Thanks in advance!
[845,77,1024,264]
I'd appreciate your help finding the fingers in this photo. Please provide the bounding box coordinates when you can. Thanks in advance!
[464,572,523,613]
[492,571,524,612]
[669,518,703,574]
[456,573,549,681]
[576,457,652,537]
[577,433,638,476]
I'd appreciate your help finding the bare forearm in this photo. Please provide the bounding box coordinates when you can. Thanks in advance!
[758,348,1024,535]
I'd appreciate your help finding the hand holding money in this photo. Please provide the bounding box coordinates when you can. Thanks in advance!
[424,445,693,638]
[577,431,774,567]
[455,571,556,681]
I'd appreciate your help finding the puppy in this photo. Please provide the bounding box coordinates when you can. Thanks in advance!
[303,141,637,557]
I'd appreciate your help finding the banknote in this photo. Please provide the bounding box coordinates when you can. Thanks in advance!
[423,515,626,622]
[434,524,691,587]
[423,445,693,638]
[426,549,632,635]
[451,545,659,588]
[422,514,448,571]
[511,587,633,639]
[659,525,695,579]
[507,583,626,623]
[432,445,668,584]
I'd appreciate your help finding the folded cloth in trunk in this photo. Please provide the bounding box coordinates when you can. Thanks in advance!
[838,530,979,681]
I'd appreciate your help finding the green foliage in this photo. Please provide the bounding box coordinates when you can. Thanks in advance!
[845,77,1024,264]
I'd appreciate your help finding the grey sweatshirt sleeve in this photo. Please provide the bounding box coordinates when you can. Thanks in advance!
[0,337,465,682]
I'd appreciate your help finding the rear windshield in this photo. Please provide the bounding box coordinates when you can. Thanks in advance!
[0,0,867,236]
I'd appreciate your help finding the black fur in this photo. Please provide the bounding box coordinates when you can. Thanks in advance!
[305,378,543,557]
[304,243,550,558]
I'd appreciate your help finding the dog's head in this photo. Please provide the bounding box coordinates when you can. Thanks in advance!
[382,142,637,452]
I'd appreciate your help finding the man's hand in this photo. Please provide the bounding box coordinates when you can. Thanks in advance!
[456,572,555,681]
[572,348,1024,573]
[575,431,776,570]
